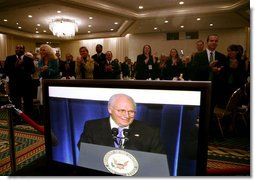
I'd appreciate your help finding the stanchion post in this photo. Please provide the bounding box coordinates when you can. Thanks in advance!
[6,106,16,173]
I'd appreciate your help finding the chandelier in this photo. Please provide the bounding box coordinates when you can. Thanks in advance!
[49,18,78,38]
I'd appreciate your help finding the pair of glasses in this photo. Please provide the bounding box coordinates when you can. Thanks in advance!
[112,107,136,116]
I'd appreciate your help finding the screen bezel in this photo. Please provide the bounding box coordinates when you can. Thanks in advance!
[42,79,211,176]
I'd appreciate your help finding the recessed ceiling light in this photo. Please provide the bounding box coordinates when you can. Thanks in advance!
[28,15,32,18]
[43,30,47,33]
[88,24,92,28]
[89,17,93,20]
[110,29,114,31]
[16,22,19,25]
[179,1,184,5]
[164,20,168,23]
[3,19,8,22]
[57,11,61,13]
[139,6,143,9]
[196,18,201,21]
[210,23,213,26]
[88,31,91,33]
[154,27,158,30]
[18,26,22,29]
[36,28,38,30]
[37,24,41,26]
[180,25,184,28]
[114,22,118,25]
[35,31,39,34]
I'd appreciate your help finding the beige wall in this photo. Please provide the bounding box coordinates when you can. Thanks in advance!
[0,27,248,62]
[128,27,247,62]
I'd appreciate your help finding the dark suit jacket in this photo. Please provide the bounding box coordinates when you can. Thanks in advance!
[4,54,35,95]
[78,118,165,154]
[91,53,106,79]
[135,54,156,80]
[104,60,121,79]
[191,50,228,108]
[190,50,227,81]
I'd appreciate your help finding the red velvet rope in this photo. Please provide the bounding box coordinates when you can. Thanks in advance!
[18,112,45,134]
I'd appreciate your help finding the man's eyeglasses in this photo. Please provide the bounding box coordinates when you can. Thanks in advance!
[112,107,136,116]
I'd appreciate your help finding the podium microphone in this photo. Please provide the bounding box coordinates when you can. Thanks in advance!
[123,129,130,141]
[111,128,118,143]
[122,129,130,149]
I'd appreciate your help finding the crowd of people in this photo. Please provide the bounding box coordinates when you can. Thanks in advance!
[2,34,250,126]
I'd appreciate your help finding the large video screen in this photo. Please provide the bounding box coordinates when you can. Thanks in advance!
[43,80,211,176]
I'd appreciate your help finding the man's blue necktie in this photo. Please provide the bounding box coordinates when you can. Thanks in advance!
[114,127,123,148]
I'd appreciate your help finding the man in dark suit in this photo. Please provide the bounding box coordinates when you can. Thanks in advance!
[4,45,35,124]
[78,93,165,154]
[191,34,228,109]
[91,44,106,79]
[104,51,121,79]
[191,34,228,137]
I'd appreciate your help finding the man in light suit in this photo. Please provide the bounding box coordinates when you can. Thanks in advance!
[78,93,165,154]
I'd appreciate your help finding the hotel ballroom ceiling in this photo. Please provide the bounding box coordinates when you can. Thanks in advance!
[0,0,250,40]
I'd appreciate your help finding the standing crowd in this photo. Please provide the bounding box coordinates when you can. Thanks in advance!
[2,34,250,126]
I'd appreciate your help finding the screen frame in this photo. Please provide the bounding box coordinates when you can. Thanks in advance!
[42,79,211,176]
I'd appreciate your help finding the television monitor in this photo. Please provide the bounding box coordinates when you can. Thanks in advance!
[43,80,211,176]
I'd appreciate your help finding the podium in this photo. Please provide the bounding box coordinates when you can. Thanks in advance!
[78,142,170,176]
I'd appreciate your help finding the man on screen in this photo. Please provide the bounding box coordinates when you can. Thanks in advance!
[78,93,165,154]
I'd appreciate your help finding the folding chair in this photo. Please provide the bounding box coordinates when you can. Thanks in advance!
[213,88,243,137]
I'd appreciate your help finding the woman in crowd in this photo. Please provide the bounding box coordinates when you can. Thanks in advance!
[225,44,247,102]
[38,44,59,79]
[164,48,185,80]
[135,44,157,80]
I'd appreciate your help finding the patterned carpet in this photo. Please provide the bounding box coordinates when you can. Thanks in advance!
[0,120,45,176]
[207,136,250,175]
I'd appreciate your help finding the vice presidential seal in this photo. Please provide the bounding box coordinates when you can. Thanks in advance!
[103,149,139,176]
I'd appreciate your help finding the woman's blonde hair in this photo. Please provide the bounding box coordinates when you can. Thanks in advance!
[40,44,57,60]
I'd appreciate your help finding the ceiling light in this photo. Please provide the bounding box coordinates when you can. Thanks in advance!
[110,29,114,31]
[210,23,213,26]
[196,18,201,21]
[179,1,184,5]
[35,31,39,34]
[114,22,118,25]
[18,26,22,29]
[180,25,184,28]
[154,27,158,30]
[3,19,8,22]
[43,30,47,33]
[88,24,92,28]
[49,18,78,38]
[28,15,32,18]
[88,31,91,33]
[57,11,62,14]
[37,24,41,26]
[164,20,168,23]
[89,17,93,20]
[139,6,143,9]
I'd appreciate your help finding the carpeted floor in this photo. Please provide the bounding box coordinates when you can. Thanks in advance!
[207,136,250,176]
[0,120,45,176]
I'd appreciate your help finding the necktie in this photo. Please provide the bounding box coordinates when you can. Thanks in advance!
[209,52,214,62]
[114,127,123,148]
